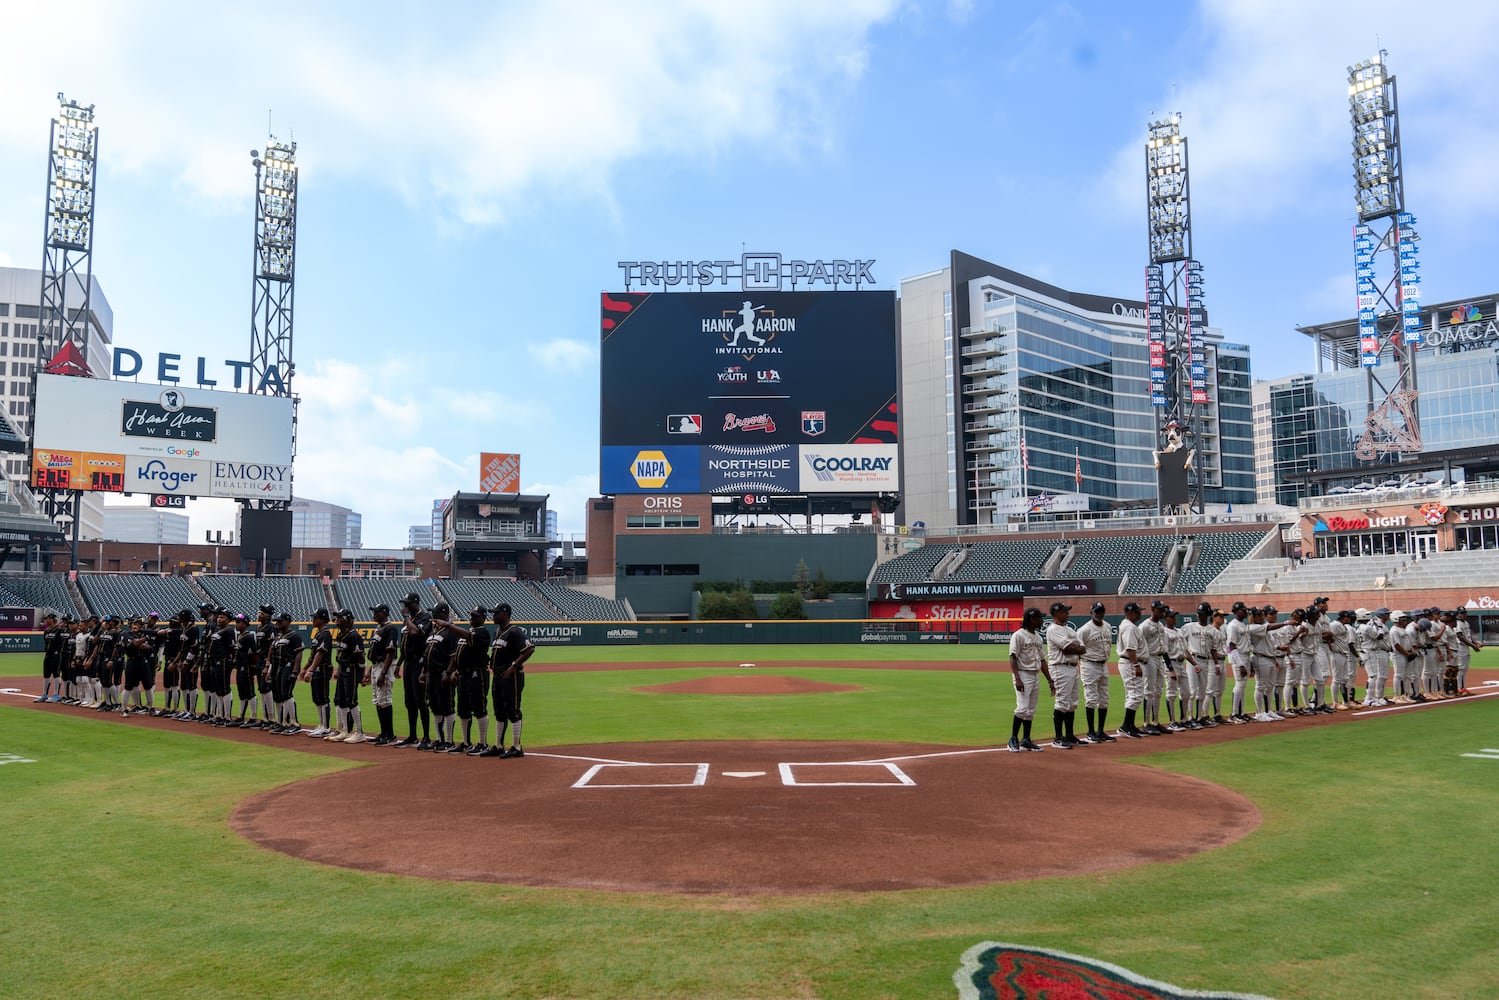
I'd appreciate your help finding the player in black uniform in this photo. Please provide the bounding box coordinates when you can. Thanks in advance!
[481,603,534,758]
[422,603,460,752]
[78,615,102,708]
[231,613,261,727]
[119,618,156,716]
[268,612,305,734]
[94,616,123,712]
[155,614,182,716]
[302,608,335,737]
[57,616,80,703]
[206,609,237,726]
[366,604,401,745]
[253,605,277,728]
[37,612,62,703]
[446,606,493,754]
[394,592,433,749]
[328,609,367,743]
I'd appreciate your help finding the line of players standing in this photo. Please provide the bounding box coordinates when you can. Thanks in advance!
[33,591,535,759]
[1006,597,1482,751]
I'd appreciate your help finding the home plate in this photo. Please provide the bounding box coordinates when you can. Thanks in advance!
[723,771,766,778]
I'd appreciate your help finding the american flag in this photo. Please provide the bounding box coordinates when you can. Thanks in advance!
[1020,434,1029,473]
[1075,448,1082,490]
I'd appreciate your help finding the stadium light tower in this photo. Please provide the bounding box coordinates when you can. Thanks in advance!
[1348,51,1421,462]
[32,93,101,569]
[1144,113,1208,514]
[246,139,298,571]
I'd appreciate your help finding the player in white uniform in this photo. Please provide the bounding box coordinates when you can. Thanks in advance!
[1455,609,1482,695]
[1139,602,1169,736]
[1114,602,1147,739]
[1329,611,1356,710]
[1162,609,1195,731]
[1249,607,1283,722]
[1360,608,1392,706]
[1007,608,1053,752]
[1388,612,1415,703]
[1044,602,1083,748]
[1224,602,1252,723]
[1181,602,1218,728]
[1075,602,1116,743]
[1278,608,1309,716]
[1309,604,1335,714]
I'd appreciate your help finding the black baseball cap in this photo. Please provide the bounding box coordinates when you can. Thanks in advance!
[1091,601,1106,613]
[311,608,329,621]
[1231,600,1247,612]
[259,604,275,615]
[1150,599,1167,610]
[275,611,292,622]
[1197,601,1213,614]
[1249,606,1264,615]
[1049,602,1071,614]
[1122,601,1142,612]
[369,603,390,615]
[401,591,421,606]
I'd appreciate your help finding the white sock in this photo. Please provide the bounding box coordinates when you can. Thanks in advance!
[479,717,489,745]
[352,707,363,734]
[511,719,522,747]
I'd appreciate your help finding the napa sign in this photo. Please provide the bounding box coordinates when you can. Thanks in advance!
[111,349,288,393]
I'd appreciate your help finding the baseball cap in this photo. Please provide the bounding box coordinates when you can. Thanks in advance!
[310,607,329,620]
[1091,601,1106,613]
[1150,599,1167,609]
[1316,595,1330,603]
[401,591,422,606]
[1263,604,1277,614]
[1249,606,1264,615]
[1122,601,1142,612]
[369,603,390,615]
[1049,602,1071,614]
[1197,601,1213,614]
[1231,600,1248,612]
[275,611,292,622]
[259,604,275,615]
[1373,606,1390,616]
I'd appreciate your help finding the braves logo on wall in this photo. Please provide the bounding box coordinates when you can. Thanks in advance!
[1417,501,1448,526]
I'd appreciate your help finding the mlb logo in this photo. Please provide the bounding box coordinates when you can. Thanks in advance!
[801,411,826,436]
[668,414,702,435]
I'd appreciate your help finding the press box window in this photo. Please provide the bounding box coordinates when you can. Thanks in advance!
[625,514,701,529]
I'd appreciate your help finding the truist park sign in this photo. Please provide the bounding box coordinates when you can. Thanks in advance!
[617,252,876,292]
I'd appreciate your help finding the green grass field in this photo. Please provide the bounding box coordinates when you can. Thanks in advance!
[3,646,1498,999]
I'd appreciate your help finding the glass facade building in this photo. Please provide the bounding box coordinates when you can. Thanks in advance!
[900,251,1255,531]
[1271,293,1499,503]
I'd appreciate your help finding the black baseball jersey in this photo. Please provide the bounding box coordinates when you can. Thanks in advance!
[210,624,237,663]
[335,627,365,669]
[196,619,215,660]
[180,623,203,664]
[491,624,532,670]
[124,631,155,671]
[424,623,459,674]
[399,610,432,668]
[367,621,401,664]
[234,628,260,668]
[309,626,334,672]
[43,625,67,666]
[268,628,304,668]
[95,629,120,665]
[159,623,184,662]
[458,626,491,673]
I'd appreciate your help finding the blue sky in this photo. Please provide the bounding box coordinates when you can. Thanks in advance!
[1,0,1495,547]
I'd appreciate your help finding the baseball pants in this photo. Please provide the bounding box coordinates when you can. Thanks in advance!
[1392,653,1411,695]
[1253,655,1278,711]
[1050,662,1079,713]
[1011,669,1040,721]
[333,669,359,710]
[1116,659,1144,710]
[1162,659,1182,701]
[493,670,525,724]
[371,665,394,709]
[457,670,489,718]
[427,672,455,716]
[1365,650,1389,701]
[310,667,331,708]
[1080,660,1110,710]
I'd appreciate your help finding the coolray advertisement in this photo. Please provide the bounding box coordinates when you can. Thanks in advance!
[600,445,702,494]
[700,443,797,495]
[798,443,898,493]
[31,374,294,497]
[599,290,898,454]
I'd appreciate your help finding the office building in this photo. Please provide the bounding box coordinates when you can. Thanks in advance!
[0,266,114,541]
[898,251,1255,533]
[408,524,433,549]
[290,497,362,548]
[102,506,189,544]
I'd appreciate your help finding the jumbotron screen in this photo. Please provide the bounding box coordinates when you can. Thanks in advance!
[599,290,899,495]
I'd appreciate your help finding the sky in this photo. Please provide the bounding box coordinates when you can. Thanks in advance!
[1,0,1496,548]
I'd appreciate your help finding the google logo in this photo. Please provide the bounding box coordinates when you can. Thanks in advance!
[166,446,202,457]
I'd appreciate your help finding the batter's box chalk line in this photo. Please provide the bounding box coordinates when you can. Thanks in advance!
[572,762,711,789]
[778,761,914,787]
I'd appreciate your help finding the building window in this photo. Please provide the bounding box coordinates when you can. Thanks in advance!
[625,514,701,529]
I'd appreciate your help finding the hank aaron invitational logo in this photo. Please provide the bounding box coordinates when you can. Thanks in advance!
[703,302,793,358]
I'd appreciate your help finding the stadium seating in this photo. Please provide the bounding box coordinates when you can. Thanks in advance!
[534,582,633,620]
[946,540,1061,581]
[1173,531,1272,594]
[76,574,205,618]
[869,545,959,583]
[1061,535,1175,593]
[331,578,443,615]
[1390,548,1499,589]
[196,575,330,616]
[435,579,555,621]
[0,574,79,616]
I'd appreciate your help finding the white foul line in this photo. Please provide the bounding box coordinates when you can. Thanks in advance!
[1352,689,1499,717]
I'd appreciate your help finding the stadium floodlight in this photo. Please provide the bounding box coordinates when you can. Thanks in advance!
[1145,115,1190,264]
[1348,52,1402,222]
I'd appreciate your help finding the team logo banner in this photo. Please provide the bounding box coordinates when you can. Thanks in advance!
[798,444,897,493]
[954,942,1273,1000]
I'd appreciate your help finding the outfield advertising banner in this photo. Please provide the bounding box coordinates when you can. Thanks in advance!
[600,289,898,494]
[600,445,702,494]
[31,374,294,498]
[700,443,797,495]
[798,443,898,493]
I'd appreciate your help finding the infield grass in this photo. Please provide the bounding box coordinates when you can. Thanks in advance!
[3,648,1499,999]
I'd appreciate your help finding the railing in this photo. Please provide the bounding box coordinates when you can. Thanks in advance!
[1299,480,1499,512]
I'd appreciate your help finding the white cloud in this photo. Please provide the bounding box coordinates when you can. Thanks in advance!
[526,337,595,373]
[0,0,896,225]
[1094,1,1499,226]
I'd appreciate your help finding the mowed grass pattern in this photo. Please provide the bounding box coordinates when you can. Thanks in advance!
[2,647,1498,999]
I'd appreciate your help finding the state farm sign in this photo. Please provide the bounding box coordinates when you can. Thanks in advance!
[871,599,1020,623]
